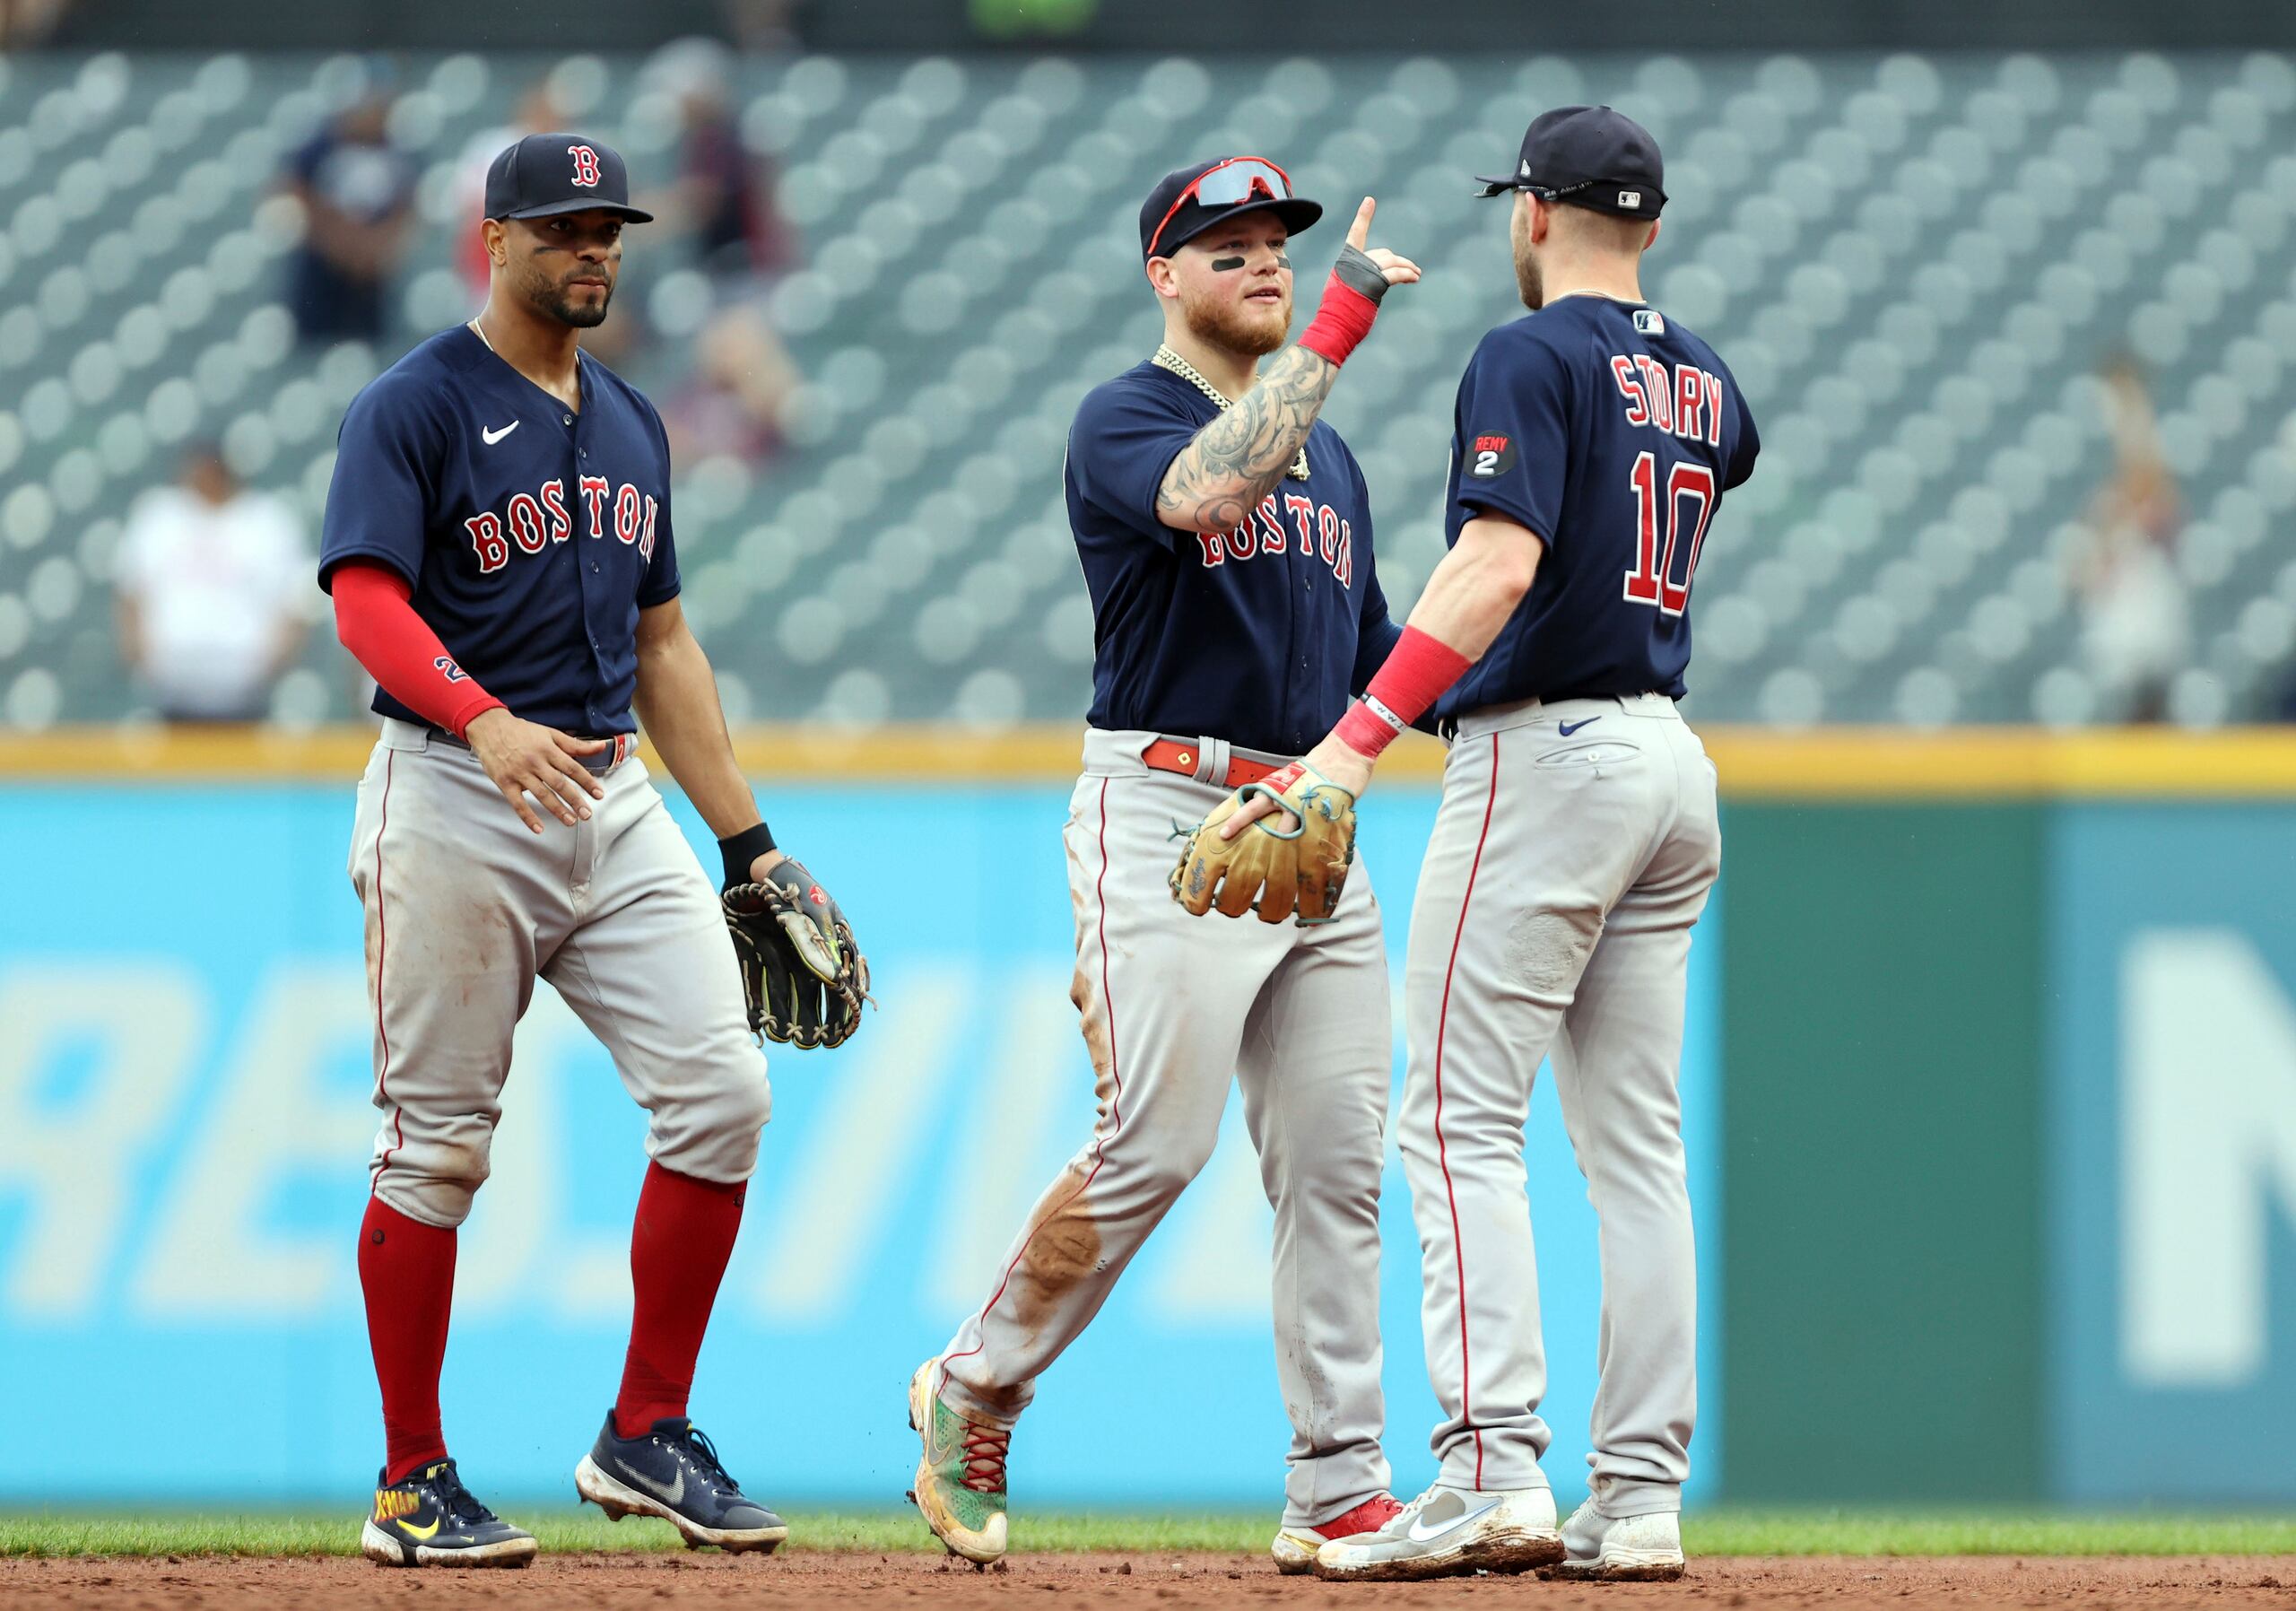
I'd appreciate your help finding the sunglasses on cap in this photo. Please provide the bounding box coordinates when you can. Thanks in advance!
[1146,156,1295,259]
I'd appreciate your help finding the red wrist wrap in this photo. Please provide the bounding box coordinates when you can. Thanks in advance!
[1296,272,1380,368]
[332,562,504,738]
[1337,627,1475,760]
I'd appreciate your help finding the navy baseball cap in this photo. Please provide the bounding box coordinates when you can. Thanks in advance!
[483,133,655,223]
[1474,106,1665,220]
[1140,157,1323,261]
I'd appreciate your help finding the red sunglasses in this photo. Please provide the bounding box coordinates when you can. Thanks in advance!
[1146,156,1295,260]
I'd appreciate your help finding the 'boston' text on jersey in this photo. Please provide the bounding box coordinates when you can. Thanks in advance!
[1192,492,1354,588]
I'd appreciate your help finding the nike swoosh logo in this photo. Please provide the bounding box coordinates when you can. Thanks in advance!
[401,1518,440,1540]
[616,1458,683,1507]
[1407,1495,1504,1544]
[1559,717,1601,736]
[481,421,519,445]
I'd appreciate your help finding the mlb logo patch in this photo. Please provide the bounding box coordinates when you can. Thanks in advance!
[1633,309,1666,335]
[1619,189,1641,208]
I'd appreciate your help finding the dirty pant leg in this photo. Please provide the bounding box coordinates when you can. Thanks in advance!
[348,736,569,1230]
[1236,876,1394,1526]
[940,771,1289,1424]
[1396,721,1659,1493]
[539,760,771,1187]
[1546,733,1718,1515]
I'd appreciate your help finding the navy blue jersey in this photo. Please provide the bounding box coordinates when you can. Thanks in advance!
[1066,361,1400,756]
[1437,296,1757,720]
[317,327,679,736]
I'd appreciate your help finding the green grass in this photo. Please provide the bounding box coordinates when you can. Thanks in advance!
[4,1508,2295,1560]
[1683,1510,2296,1557]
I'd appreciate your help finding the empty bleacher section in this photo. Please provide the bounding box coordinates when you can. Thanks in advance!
[2,49,2292,729]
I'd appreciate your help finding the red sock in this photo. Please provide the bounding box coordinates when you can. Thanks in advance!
[359,1196,457,1485]
[614,1163,747,1439]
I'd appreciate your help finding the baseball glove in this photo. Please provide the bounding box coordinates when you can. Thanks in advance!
[723,858,869,1049]
[1169,762,1359,926]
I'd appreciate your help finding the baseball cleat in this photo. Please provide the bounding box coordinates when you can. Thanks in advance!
[360,1459,537,1568]
[574,1411,788,1553]
[907,1357,1010,1565]
[1271,1493,1405,1574]
[1311,1483,1561,1581]
[1540,1497,1686,1581]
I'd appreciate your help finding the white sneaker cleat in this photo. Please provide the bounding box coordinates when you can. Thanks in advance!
[1542,1497,1685,1581]
[1310,1484,1561,1581]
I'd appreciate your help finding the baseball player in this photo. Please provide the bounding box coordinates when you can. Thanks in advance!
[321,134,864,1568]
[1205,109,1758,1582]
[904,158,1419,1572]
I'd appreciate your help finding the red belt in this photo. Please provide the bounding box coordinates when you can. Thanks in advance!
[1142,737,1280,788]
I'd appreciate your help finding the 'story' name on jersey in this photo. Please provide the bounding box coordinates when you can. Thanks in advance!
[1435,295,1760,722]
[1606,354,1727,447]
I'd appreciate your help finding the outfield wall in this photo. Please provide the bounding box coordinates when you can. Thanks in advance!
[0,726,2291,1505]
[1717,747,2296,1507]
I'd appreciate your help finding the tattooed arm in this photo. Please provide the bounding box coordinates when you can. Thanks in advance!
[1155,345,1343,533]
[1154,197,1421,533]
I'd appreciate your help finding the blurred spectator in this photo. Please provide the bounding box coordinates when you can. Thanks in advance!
[283,89,416,345]
[723,0,801,52]
[0,0,72,47]
[663,305,801,464]
[2070,356,2189,724]
[455,81,567,300]
[114,446,311,723]
[648,39,799,285]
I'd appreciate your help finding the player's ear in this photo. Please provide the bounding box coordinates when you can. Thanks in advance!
[481,217,507,267]
[1144,256,1181,301]
[1643,217,1661,252]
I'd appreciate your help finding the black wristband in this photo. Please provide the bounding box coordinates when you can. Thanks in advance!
[718,821,778,888]
[1330,241,1391,304]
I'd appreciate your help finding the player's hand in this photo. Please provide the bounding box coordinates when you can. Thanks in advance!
[1222,735,1375,840]
[464,708,608,833]
[1344,197,1422,291]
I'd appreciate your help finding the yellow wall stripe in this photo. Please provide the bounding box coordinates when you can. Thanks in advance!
[0,723,2292,798]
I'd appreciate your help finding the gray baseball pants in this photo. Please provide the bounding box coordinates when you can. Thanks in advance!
[937,727,1394,1527]
[1397,693,1719,1516]
[348,718,770,1228]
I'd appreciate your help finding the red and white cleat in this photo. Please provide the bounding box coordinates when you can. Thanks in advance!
[1269,1493,1405,1575]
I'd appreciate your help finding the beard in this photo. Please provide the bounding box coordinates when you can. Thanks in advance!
[1181,287,1289,358]
[1514,242,1544,310]
[524,268,613,329]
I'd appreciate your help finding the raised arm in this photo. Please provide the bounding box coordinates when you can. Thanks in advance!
[1154,198,1419,533]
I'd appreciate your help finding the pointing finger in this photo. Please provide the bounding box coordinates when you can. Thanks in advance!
[1345,196,1375,252]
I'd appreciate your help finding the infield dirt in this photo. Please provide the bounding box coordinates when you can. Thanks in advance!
[5,1552,2296,1608]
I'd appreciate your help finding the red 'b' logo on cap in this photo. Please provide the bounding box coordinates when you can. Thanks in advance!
[568,144,602,187]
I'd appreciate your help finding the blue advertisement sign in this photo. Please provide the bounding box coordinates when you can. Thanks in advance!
[0,766,1719,1509]
[2049,804,2296,1502]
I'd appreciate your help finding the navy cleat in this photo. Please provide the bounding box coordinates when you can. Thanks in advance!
[360,1459,538,1569]
[574,1410,789,1553]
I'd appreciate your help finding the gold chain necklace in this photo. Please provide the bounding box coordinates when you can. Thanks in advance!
[1152,344,1309,481]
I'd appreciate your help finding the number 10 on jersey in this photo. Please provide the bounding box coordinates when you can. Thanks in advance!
[1622,451,1715,617]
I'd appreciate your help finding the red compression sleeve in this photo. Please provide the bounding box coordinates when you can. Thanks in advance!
[1335,626,1476,761]
[1296,271,1380,368]
[332,562,504,737]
